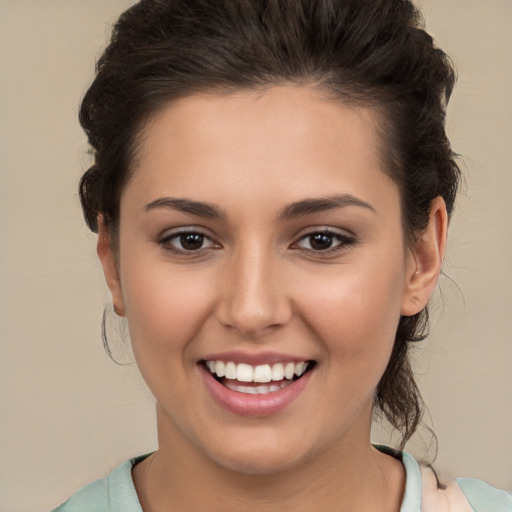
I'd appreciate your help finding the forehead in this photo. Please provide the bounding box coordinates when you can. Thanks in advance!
[126,85,398,216]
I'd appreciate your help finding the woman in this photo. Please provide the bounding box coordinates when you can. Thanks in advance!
[53,0,512,510]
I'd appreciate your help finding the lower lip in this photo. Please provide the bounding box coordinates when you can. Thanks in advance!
[200,365,313,417]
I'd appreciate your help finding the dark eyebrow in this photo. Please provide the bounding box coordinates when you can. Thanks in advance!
[279,194,376,220]
[144,197,224,218]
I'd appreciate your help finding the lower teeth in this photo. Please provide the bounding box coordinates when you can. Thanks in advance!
[224,380,292,394]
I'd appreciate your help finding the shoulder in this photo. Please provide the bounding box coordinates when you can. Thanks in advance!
[457,477,512,512]
[51,474,110,512]
[376,446,512,512]
[420,461,512,512]
[50,457,146,512]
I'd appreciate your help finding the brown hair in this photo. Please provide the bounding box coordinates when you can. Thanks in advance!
[79,0,460,446]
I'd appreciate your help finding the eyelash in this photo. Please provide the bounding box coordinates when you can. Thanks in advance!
[158,228,356,256]
[293,230,356,254]
[159,229,219,255]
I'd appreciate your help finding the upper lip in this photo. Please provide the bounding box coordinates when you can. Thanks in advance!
[200,350,313,366]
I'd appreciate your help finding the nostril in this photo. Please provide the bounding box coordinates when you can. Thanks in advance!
[216,301,293,338]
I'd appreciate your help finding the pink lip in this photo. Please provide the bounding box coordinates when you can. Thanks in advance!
[199,363,313,417]
[201,350,310,365]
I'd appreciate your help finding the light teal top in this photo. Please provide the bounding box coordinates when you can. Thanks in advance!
[52,448,512,512]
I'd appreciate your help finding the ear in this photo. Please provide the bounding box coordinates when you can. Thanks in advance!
[97,215,126,317]
[401,196,448,316]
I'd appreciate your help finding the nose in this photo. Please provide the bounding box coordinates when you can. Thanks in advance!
[216,242,292,338]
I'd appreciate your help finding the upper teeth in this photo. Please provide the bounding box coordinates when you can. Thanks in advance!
[206,361,309,383]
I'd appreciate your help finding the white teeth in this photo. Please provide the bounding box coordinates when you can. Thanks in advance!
[205,359,310,384]
[225,361,237,380]
[215,360,225,377]
[224,380,292,394]
[236,363,254,382]
[271,363,285,381]
[253,364,272,383]
[284,362,295,380]
[294,361,307,376]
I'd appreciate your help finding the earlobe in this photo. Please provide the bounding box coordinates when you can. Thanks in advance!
[401,197,448,317]
[97,215,126,317]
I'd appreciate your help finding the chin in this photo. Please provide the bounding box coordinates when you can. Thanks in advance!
[198,428,325,476]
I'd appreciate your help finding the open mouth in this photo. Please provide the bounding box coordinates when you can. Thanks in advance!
[202,360,315,395]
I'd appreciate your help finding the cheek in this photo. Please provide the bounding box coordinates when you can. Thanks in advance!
[119,259,214,355]
[297,267,405,425]
[118,260,216,419]
[295,257,406,365]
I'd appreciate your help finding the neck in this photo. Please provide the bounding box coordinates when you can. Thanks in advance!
[133,409,405,512]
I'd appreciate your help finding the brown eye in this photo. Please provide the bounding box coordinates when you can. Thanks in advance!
[309,233,335,250]
[295,230,355,252]
[179,233,205,251]
[160,230,217,253]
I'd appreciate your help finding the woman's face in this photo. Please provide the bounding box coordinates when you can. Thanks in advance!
[100,86,439,474]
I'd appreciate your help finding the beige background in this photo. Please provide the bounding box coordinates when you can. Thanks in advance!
[0,1,511,510]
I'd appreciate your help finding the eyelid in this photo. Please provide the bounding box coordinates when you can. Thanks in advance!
[290,227,357,253]
[156,225,355,255]
[158,226,221,254]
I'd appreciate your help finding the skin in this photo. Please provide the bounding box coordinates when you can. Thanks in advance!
[98,85,447,512]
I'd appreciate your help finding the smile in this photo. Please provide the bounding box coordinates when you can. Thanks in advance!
[203,360,313,395]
